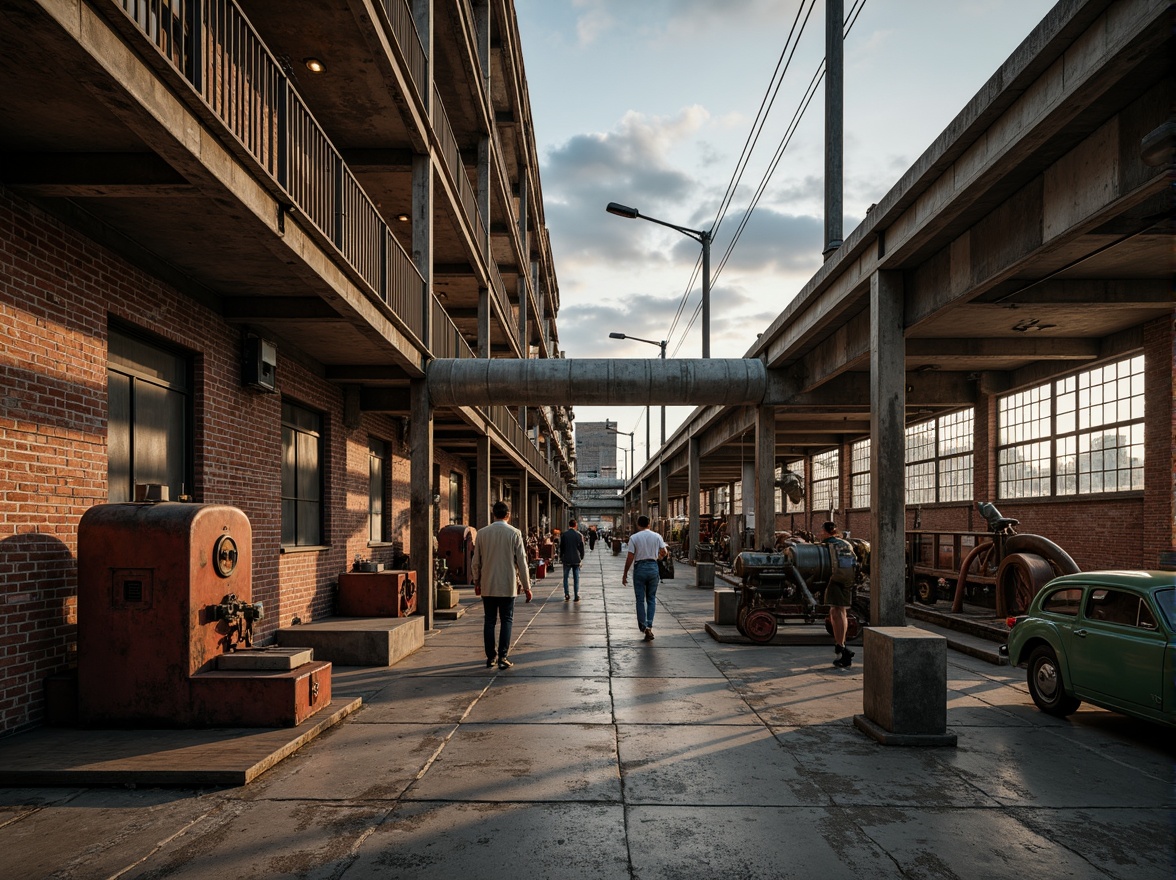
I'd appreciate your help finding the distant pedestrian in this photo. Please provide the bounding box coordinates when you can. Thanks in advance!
[621,515,668,641]
[560,518,586,601]
[588,524,598,552]
[471,501,531,669]
[822,520,855,667]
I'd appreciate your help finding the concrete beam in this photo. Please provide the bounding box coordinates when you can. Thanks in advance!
[905,338,1100,360]
[223,298,342,322]
[1,151,193,196]
[359,388,412,413]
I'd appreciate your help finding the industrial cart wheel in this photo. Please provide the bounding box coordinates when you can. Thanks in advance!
[996,552,1054,617]
[744,609,778,644]
[823,610,862,642]
[915,579,937,604]
[735,604,751,637]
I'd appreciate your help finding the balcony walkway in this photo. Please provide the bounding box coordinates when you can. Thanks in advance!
[0,549,1171,878]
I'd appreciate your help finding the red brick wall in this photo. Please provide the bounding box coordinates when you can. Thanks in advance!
[0,186,431,734]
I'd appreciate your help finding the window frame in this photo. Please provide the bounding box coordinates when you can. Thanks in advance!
[904,408,974,505]
[281,400,325,549]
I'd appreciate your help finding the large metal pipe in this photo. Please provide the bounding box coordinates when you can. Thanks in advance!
[428,358,767,407]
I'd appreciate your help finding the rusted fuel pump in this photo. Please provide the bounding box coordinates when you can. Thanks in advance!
[77,500,331,727]
[732,537,870,644]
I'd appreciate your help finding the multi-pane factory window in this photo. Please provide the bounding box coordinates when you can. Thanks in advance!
[905,408,974,504]
[810,448,839,515]
[281,400,323,547]
[368,439,387,543]
[850,439,870,508]
[999,355,1144,498]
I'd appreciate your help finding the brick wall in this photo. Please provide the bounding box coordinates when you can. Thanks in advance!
[0,186,432,734]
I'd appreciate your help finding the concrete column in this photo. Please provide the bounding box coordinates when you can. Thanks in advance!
[410,379,434,630]
[755,405,776,553]
[412,154,433,349]
[688,436,700,562]
[639,479,648,525]
[517,171,529,357]
[475,435,491,528]
[518,469,529,538]
[658,459,670,536]
[870,269,906,626]
[477,286,490,358]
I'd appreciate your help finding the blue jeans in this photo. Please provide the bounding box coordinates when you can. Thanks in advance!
[563,563,580,597]
[483,596,515,660]
[633,559,660,630]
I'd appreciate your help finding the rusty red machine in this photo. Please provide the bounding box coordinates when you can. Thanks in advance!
[732,538,871,644]
[77,501,331,727]
[337,569,417,616]
[437,524,477,586]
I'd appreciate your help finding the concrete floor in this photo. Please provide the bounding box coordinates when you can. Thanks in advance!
[1,548,1172,879]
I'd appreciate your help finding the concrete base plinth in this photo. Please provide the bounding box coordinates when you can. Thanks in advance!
[277,616,424,667]
[854,626,957,747]
[713,588,737,624]
[696,562,715,589]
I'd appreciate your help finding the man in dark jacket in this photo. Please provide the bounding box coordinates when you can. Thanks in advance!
[560,518,586,601]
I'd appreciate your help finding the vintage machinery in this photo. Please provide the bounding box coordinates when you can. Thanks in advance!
[437,524,477,585]
[77,501,332,727]
[338,570,417,617]
[732,538,870,644]
[931,501,1080,616]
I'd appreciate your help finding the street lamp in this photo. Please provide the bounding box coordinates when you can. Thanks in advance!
[604,420,635,531]
[606,202,712,358]
[608,331,667,456]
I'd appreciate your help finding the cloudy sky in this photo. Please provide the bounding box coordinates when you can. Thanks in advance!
[514,0,1056,476]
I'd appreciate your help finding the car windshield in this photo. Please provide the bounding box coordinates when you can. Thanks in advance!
[1153,588,1175,628]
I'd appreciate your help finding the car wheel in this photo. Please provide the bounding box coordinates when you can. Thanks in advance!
[735,604,750,637]
[1027,644,1081,717]
[744,609,778,644]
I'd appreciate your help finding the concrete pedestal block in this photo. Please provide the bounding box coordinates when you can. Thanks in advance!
[714,588,737,624]
[695,562,715,589]
[435,587,458,609]
[277,616,424,667]
[853,626,957,747]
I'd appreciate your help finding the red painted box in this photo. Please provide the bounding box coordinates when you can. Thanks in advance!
[337,570,418,617]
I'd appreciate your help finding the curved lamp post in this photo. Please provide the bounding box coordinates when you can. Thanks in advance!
[606,202,713,358]
[608,331,667,455]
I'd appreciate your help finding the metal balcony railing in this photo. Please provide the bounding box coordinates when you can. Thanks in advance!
[114,0,426,348]
[431,299,474,361]
[431,83,487,262]
[380,0,426,103]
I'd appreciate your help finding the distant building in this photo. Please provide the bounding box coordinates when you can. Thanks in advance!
[572,423,623,528]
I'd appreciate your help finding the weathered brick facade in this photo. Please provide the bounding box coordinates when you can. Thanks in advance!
[0,186,471,733]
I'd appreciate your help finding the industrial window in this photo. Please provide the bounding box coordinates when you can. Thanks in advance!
[773,465,783,512]
[998,356,1143,499]
[281,401,323,547]
[732,481,742,512]
[107,326,191,503]
[850,439,870,508]
[905,409,973,504]
[810,448,839,516]
[368,439,387,543]
[449,471,464,524]
[785,459,805,513]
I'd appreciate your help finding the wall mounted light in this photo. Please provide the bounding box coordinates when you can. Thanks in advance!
[304,58,325,73]
[395,213,410,222]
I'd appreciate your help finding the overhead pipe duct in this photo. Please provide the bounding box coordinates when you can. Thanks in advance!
[428,358,772,408]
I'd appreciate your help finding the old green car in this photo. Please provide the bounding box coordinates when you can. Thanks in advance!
[1003,571,1176,726]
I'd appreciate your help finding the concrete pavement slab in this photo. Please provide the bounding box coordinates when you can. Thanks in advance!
[490,645,611,677]
[343,801,631,879]
[617,724,821,805]
[772,724,998,807]
[465,677,613,724]
[512,624,611,648]
[612,676,762,726]
[937,725,1175,807]
[627,805,896,879]
[1006,806,1176,880]
[0,788,217,880]
[735,675,864,727]
[116,800,387,879]
[405,723,621,802]
[848,804,1127,880]
[610,645,726,678]
[386,645,518,676]
[241,722,451,801]
[345,673,488,724]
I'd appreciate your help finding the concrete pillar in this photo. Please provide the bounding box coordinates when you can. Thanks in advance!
[755,405,776,553]
[658,459,669,536]
[870,269,906,627]
[412,153,433,349]
[639,479,648,525]
[475,435,491,528]
[410,379,434,631]
[854,628,956,746]
[477,285,490,359]
[517,170,529,356]
[519,469,529,538]
[688,436,700,562]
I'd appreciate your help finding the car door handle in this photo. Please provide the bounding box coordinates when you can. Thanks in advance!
[1073,629,1088,637]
